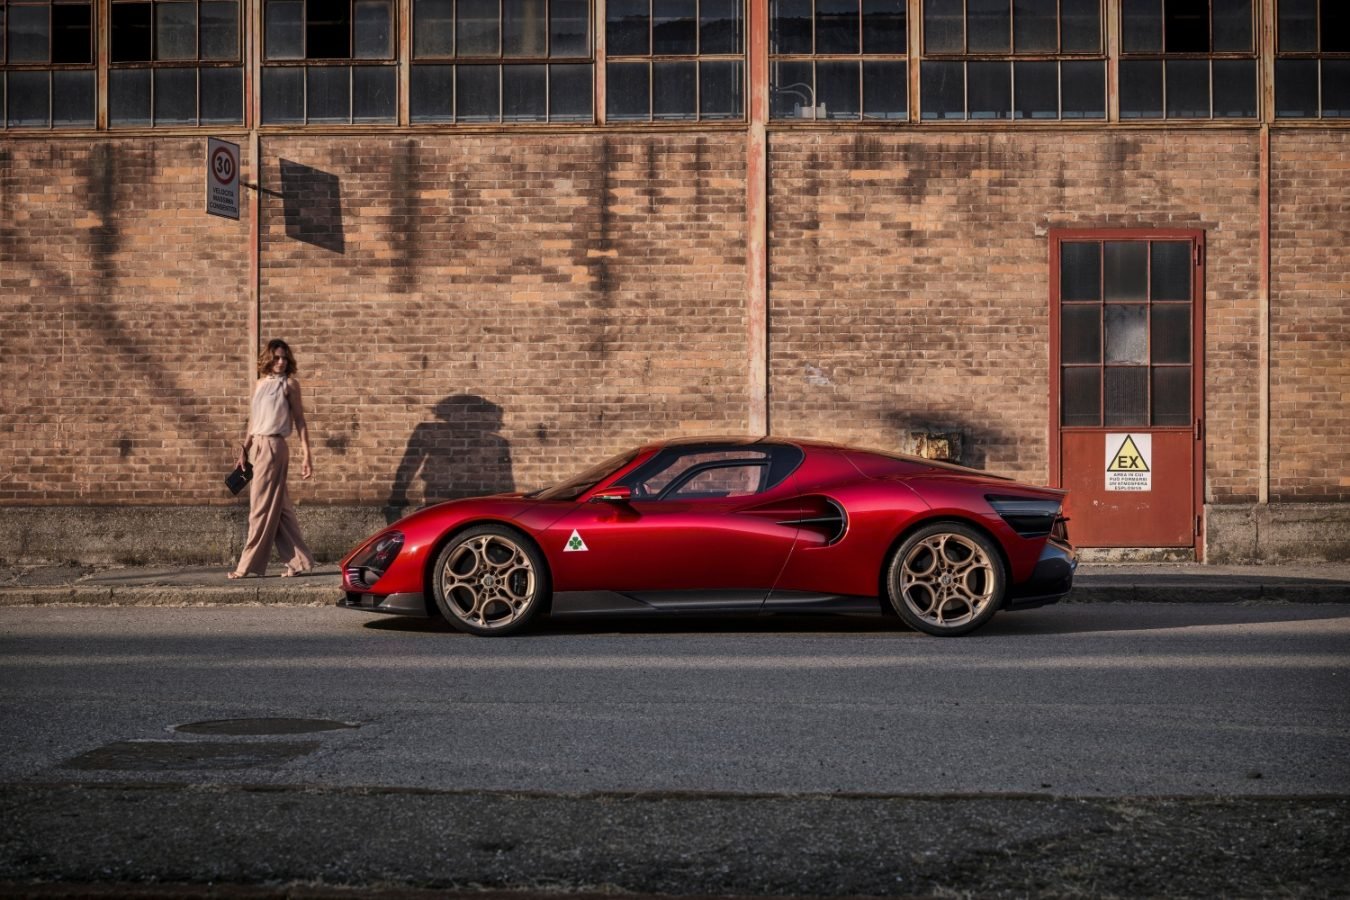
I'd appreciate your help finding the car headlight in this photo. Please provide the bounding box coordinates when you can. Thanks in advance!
[986,496,1062,538]
[347,532,404,588]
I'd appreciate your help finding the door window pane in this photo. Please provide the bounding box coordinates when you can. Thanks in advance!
[1060,242,1100,301]
[1062,368,1100,427]
[1061,306,1101,364]
[1104,242,1147,300]
[816,0,859,54]
[1151,305,1191,364]
[1152,368,1191,426]
[1104,367,1148,426]
[1150,242,1191,301]
[1104,304,1147,364]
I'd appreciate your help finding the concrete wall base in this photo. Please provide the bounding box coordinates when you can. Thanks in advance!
[2,503,1349,566]
[1206,503,1350,563]
[0,506,397,567]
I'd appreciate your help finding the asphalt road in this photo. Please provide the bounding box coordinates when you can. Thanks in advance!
[2,602,1349,897]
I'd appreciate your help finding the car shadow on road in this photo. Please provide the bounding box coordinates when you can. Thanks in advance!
[360,603,1350,638]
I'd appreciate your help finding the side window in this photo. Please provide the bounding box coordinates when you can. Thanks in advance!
[666,463,767,499]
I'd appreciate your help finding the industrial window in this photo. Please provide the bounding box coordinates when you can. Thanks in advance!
[1275,0,1350,118]
[1056,238,1196,428]
[1119,0,1257,119]
[262,0,396,124]
[919,0,1105,121]
[769,0,906,120]
[410,0,593,123]
[607,0,744,121]
[2,0,95,128]
[107,0,242,126]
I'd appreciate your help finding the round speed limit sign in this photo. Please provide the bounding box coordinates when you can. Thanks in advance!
[211,146,236,185]
[206,138,240,219]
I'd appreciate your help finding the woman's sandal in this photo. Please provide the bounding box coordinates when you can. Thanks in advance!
[227,571,249,580]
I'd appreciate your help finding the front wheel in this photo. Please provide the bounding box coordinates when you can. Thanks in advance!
[885,523,1006,636]
[431,525,550,636]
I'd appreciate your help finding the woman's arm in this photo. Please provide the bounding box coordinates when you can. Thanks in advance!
[289,379,313,480]
[237,380,259,468]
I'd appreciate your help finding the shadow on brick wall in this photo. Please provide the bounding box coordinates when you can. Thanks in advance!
[280,160,344,254]
[385,395,515,524]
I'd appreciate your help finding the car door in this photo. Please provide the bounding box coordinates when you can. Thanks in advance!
[545,445,802,610]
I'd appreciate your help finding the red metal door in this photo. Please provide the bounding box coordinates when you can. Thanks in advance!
[1049,231,1205,552]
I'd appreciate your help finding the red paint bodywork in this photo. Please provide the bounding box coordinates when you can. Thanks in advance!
[341,438,1069,612]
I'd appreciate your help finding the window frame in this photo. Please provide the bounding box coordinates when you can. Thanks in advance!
[1274,0,1350,119]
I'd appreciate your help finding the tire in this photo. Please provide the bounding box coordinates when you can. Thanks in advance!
[885,522,1006,637]
[431,525,550,636]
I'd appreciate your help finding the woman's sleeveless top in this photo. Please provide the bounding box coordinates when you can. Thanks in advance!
[250,376,293,437]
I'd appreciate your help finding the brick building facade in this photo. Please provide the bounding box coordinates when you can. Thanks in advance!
[1,1,1347,563]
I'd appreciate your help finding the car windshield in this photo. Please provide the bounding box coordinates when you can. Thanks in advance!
[530,449,642,502]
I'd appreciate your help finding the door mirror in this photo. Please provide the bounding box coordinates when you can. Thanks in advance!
[589,485,633,504]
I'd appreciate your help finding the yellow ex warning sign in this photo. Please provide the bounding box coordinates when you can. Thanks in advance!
[1105,433,1152,492]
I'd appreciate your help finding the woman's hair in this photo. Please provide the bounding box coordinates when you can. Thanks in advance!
[257,339,298,377]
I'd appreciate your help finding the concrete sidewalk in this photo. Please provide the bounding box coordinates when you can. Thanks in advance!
[0,561,1347,608]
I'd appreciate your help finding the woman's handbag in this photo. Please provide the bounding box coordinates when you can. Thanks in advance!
[225,461,254,495]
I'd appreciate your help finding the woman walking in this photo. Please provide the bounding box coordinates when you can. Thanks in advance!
[229,339,316,579]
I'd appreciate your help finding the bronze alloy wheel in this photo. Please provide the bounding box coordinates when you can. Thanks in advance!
[887,523,1006,636]
[432,525,547,635]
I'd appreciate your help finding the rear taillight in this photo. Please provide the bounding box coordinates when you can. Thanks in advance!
[986,496,1063,538]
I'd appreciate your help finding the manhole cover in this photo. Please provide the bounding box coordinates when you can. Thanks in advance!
[62,740,320,771]
[172,718,358,736]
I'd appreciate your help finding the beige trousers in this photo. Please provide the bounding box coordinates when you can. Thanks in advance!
[233,435,315,577]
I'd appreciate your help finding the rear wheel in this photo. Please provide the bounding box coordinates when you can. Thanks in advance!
[431,525,549,636]
[885,523,1005,636]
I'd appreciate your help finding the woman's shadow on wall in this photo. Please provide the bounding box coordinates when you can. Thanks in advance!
[384,395,515,524]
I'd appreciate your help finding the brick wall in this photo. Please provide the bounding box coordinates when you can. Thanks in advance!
[767,129,1263,501]
[258,133,749,509]
[0,138,250,504]
[1270,130,1350,501]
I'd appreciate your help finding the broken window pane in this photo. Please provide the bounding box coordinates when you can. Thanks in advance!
[112,2,153,62]
[52,2,92,64]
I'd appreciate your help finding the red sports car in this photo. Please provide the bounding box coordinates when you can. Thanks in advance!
[338,437,1076,636]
